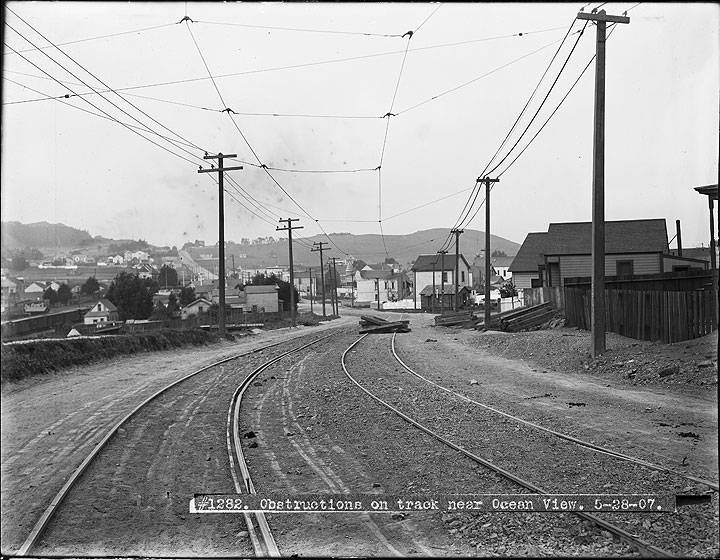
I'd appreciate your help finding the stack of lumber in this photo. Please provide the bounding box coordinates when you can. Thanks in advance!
[434,310,477,328]
[498,302,555,332]
[359,315,411,334]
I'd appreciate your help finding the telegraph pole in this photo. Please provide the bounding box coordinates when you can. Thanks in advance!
[198,153,243,336]
[311,242,329,317]
[432,260,436,313]
[451,228,464,310]
[309,267,314,314]
[276,218,303,326]
[330,257,341,316]
[577,9,630,356]
[438,250,447,314]
[479,176,500,328]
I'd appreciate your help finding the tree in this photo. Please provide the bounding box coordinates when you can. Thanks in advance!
[43,286,57,305]
[491,250,508,257]
[106,272,158,320]
[57,283,72,305]
[81,276,101,295]
[179,286,196,306]
[11,255,28,271]
[158,265,179,288]
[499,280,518,299]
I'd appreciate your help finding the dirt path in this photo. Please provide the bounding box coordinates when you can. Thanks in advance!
[1,319,352,555]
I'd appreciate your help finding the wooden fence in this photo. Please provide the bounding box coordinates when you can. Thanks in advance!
[523,286,564,309]
[564,287,716,343]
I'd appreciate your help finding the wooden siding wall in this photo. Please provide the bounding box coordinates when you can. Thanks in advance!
[511,272,538,290]
[558,253,661,284]
[564,287,716,343]
[663,255,708,272]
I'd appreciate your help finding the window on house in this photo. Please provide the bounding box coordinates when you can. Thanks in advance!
[461,271,465,283]
[672,265,690,272]
[442,272,448,283]
[616,260,634,277]
[531,278,543,288]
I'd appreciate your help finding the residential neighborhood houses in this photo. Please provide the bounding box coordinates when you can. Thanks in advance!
[1,215,717,340]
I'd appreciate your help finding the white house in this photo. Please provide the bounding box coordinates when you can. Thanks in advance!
[83,299,119,324]
[354,267,409,304]
[181,297,212,319]
[245,285,280,312]
[411,254,472,307]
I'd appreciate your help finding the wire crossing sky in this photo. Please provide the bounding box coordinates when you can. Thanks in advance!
[1,2,717,252]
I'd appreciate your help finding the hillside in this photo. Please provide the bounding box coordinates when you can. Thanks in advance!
[1,221,94,252]
[190,228,520,269]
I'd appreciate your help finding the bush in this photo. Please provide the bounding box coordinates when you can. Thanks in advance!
[1,329,219,384]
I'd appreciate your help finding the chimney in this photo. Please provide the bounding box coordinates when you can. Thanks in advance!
[675,219,682,257]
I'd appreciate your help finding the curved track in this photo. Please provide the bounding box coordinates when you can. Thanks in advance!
[342,333,674,558]
[226,333,337,557]
[17,332,336,556]
[391,332,719,491]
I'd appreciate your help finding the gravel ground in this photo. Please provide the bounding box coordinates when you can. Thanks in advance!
[1,319,352,555]
[242,327,642,557]
[349,333,718,557]
[465,326,717,389]
[31,334,339,556]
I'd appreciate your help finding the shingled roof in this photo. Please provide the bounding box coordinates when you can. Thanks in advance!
[509,219,669,273]
[508,233,549,273]
[412,254,471,272]
[545,219,668,255]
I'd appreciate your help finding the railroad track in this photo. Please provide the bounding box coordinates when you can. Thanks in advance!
[342,333,677,558]
[390,332,719,492]
[226,333,338,557]
[16,331,337,557]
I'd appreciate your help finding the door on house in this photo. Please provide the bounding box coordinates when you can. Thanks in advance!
[616,260,634,277]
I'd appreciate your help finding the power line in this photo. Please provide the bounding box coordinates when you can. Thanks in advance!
[6,9,208,160]
[2,21,175,57]
[2,76,205,151]
[414,4,442,34]
[396,35,568,116]
[3,40,202,167]
[194,19,404,38]
[2,25,570,105]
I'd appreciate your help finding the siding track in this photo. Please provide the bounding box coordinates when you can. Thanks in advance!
[342,333,677,558]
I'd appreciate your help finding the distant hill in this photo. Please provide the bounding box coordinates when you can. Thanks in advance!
[1,221,94,252]
[189,228,520,269]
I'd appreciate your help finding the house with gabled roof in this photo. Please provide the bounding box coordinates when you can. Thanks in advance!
[411,254,472,307]
[83,298,119,325]
[509,219,707,289]
[354,266,410,304]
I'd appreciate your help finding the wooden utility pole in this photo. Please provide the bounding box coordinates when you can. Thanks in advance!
[577,9,630,356]
[480,176,499,328]
[376,279,381,311]
[308,267,314,314]
[276,218,303,327]
[311,242,329,317]
[330,257,341,316]
[451,228,464,310]
[198,153,243,336]
[432,260,437,313]
[675,219,683,256]
[438,250,447,314]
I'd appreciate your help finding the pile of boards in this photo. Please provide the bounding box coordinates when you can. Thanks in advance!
[494,302,556,332]
[434,310,477,328]
[432,302,558,332]
[359,315,411,334]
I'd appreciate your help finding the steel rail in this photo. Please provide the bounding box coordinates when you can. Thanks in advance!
[226,331,338,557]
[390,332,719,491]
[342,334,674,558]
[15,332,328,556]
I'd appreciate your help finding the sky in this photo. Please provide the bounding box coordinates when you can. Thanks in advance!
[1,2,718,254]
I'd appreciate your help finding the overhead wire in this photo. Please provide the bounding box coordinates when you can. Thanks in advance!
[3,39,202,167]
[2,21,176,57]
[2,25,571,106]
[194,19,404,38]
[2,76,205,151]
[6,8,209,162]
[183,19,352,257]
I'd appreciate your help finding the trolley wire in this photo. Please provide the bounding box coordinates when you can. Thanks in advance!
[194,19,404,38]
[3,25,570,106]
